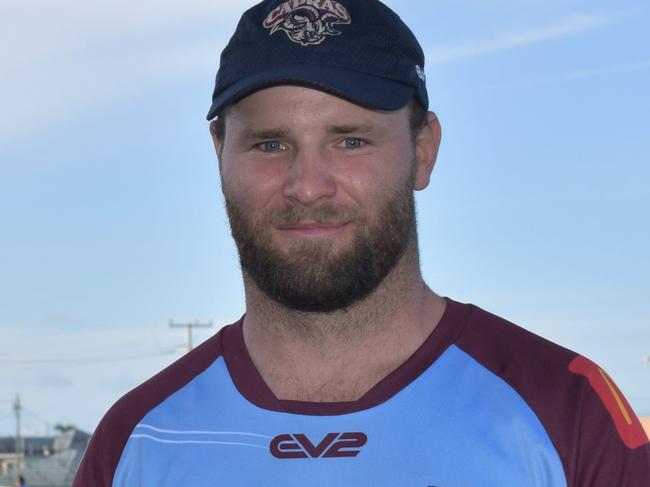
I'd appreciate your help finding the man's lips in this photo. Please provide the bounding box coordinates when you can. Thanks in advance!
[276,221,351,238]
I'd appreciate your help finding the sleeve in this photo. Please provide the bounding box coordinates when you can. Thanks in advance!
[73,412,129,487]
[72,326,230,487]
[567,355,650,486]
[455,306,650,487]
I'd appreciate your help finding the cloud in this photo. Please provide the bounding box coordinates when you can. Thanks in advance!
[483,59,650,90]
[427,13,614,65]
[0,320,223,372]
[32,372,73,388]
[2,370,72,389]
[0,0,253,144]
[98,374,144,392]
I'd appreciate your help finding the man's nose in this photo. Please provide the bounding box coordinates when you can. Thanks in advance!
[282,147,336,205]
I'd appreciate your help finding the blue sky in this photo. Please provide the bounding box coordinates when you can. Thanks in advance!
[1,0,648,436]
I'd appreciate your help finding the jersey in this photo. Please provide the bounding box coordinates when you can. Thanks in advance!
[73,299,650,486]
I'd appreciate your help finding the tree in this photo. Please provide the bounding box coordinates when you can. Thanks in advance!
[53,423,76,433]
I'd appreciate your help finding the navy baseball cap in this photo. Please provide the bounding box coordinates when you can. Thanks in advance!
[206,0,428,120]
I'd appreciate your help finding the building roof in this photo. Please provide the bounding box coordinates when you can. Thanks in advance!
[0,429,90,455]
[0,429,91,487]
[0,436,53,454]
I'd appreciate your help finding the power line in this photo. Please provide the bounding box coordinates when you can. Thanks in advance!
[0,349,177,368]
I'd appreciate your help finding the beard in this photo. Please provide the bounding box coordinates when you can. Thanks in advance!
[224,180,417,313]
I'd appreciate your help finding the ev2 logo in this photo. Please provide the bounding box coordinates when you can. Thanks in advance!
[270,432,367,459]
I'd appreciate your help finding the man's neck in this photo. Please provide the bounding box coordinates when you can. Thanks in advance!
[241,245,447,402]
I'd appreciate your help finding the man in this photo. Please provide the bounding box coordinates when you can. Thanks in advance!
[74,0,650,485]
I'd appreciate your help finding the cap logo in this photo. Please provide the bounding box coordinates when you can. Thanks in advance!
[263,0,351,46]
[415,65,426,82]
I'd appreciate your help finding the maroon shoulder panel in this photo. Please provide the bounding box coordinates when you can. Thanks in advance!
[456,306,650,487]
[73,323,234,487]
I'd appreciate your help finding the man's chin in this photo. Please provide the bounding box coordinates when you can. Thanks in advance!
[272,236,352,263]
[273,226,355,252]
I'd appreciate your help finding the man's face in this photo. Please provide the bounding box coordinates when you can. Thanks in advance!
[215,86,435,312]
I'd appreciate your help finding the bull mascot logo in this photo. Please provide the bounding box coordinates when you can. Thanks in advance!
[263,0,352,46]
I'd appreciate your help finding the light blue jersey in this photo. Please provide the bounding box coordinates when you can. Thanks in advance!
[74,300,650,486]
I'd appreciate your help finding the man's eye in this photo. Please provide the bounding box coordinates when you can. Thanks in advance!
[258,141,285,152]
[342,138,365,149]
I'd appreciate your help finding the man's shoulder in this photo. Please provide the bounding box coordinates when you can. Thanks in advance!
[106,323,231,427]
[450,303,583,437]
[74,322,237,487]
[454,302,616,419]
[450,301,650,485]
[455,303,577,383]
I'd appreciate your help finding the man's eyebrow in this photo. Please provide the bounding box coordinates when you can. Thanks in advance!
[327,124,375,135]
[240,128,290,140]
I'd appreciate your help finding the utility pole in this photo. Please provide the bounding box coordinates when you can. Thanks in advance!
[13,394,22,475]
[169,320,213,354]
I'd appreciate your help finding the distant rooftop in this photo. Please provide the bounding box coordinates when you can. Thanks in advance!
[0,429,91,487]
[0,436,52,456]
[0,429,90,456]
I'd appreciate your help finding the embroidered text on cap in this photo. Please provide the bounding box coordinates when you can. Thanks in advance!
[263,0,352,46]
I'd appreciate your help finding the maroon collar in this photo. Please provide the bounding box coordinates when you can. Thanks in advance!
[222,298,472,415]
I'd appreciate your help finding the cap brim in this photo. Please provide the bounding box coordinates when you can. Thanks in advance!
[206,64,414,120]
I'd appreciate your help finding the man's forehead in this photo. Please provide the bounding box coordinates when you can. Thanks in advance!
[226,85,408,128]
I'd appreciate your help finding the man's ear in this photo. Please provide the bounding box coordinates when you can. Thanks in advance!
[413,111,441,191]
[209,121,224,167]
[209,121,223,153]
